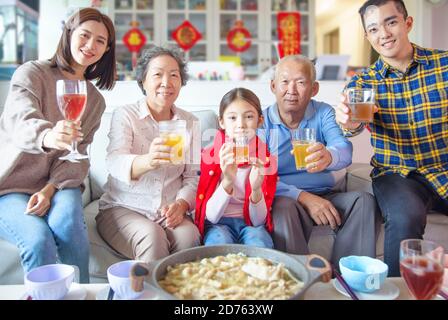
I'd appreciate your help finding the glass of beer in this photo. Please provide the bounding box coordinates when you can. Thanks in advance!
[346,88,375,122]
[291,128,316,170]
[400,239,444,300]
[159,120,186,164]
[234,136,249,165]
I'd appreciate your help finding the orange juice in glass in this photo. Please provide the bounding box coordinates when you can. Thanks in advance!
[234,136,249,165]
[159,120,186,164]
[291,128,316,170]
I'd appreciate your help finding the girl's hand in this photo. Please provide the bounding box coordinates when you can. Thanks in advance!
[219,143,237,193]
[43,120,83,151]
[146,137,172,170]
[249,158,265,191]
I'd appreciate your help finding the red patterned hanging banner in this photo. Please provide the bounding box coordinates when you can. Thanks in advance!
[172,21,202,51]
[122,21,147,68]
[227,20,251,53]
[277,12,301,58]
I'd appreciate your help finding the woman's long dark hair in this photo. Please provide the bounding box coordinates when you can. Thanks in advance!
[50,8,116,90]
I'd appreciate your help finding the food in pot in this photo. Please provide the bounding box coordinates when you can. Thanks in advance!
[158,253,303,300]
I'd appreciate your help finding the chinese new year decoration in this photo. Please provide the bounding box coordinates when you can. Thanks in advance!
[172,21,202,51]
[277,12,301,58]
[227,20,251,53]
[122,21,147,68]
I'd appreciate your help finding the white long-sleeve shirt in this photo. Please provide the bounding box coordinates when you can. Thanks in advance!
[205,167,267,227]
[99,99,200,220]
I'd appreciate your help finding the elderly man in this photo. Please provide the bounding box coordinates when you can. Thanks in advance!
[259,55,380,265]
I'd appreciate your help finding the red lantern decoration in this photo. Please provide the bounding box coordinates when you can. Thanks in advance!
[277,12,301,58]
[172,21,202,52]
[122,21,147,68]
[227,20,251,53]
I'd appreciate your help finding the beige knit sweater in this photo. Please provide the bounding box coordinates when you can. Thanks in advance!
[0,60,106,195]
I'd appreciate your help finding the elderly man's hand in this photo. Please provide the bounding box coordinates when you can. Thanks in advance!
[298,192,341,230]
[305,142,332,172]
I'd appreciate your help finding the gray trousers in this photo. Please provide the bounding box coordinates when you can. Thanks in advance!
[271,192,381,265]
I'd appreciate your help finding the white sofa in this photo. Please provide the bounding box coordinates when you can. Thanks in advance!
[1,81,446,284]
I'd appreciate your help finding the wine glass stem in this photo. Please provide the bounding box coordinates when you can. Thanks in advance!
[71,141,80,154]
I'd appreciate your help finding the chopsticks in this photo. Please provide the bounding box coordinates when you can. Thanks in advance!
[439,290,448,300]
[332,264,359,300]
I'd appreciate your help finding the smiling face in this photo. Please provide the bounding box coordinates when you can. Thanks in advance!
[219,99,263,140]
[271,58,319,115]
[143,55,182,111]
[70,20,109,74]
[363,2,413,64]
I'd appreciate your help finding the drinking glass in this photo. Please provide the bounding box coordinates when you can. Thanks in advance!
[346,88,375,123]
[291,128,316,170]
[400,239,444,300]
[234,136,249,165]
[56,80,88,162]
[159,120,186,164]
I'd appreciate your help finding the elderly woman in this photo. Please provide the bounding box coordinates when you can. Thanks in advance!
[96,46,201,262]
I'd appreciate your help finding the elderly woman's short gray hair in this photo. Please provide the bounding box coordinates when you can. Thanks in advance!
[135,45,189,95]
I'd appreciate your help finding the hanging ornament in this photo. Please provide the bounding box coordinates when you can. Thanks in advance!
[277,12,301,58]
[227,20,251,53]
[122,21,147,68]
[172,21,202,52]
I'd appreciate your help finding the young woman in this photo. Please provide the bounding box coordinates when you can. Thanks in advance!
[96,46,201,263]
[0,8,116,283]
[195,88,278,248]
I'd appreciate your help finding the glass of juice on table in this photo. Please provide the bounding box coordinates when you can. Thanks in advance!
[291,128,316,170]
[400,239,444,300]
[159,120,186,164]
[56,80,88,162]
[346,88,375,123]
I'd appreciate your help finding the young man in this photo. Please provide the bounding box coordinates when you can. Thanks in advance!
[260,55,380,266]
[336,0,448,276]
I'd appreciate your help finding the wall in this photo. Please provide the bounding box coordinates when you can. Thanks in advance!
[432,2,448,50]
[316,0,370,67]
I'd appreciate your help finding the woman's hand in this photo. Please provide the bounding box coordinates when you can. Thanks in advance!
[43,120,83,151]
[146,137,172,170]
[25,184,56,217]
[219,143,237,194]
[161,199,189,229]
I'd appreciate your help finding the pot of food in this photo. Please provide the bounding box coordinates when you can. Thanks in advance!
[130,244,331,300]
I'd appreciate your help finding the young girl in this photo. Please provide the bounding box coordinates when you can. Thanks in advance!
[0,8,116,283]
[195,88,277,248]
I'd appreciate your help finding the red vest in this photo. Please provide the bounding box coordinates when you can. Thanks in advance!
[195,130,277,237]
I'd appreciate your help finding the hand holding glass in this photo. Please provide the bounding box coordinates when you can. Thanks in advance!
[56,80,88,162]
[346,88,375,123]
[291,128,316,170]
[400,239,444,300]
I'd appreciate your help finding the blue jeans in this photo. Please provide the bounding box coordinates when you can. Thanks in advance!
[204,217,273,248]
[372,173,448,277]
[0,188,90,283]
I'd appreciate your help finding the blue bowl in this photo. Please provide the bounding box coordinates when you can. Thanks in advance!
[339,256,388,293]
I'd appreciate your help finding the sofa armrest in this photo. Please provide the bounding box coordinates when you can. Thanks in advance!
[346,163,373,195]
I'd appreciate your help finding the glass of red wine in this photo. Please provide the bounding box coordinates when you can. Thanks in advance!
[56,80,88,162]
[400,239,444,300]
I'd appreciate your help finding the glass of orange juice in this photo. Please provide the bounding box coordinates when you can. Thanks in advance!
[291,128,316,170]
[234,136,249,165]
[159,120,186,164]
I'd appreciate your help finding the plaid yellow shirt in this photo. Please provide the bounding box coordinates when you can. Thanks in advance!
[347,44,448,199]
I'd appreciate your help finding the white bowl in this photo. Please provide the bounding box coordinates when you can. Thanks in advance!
[24,264,75,300]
